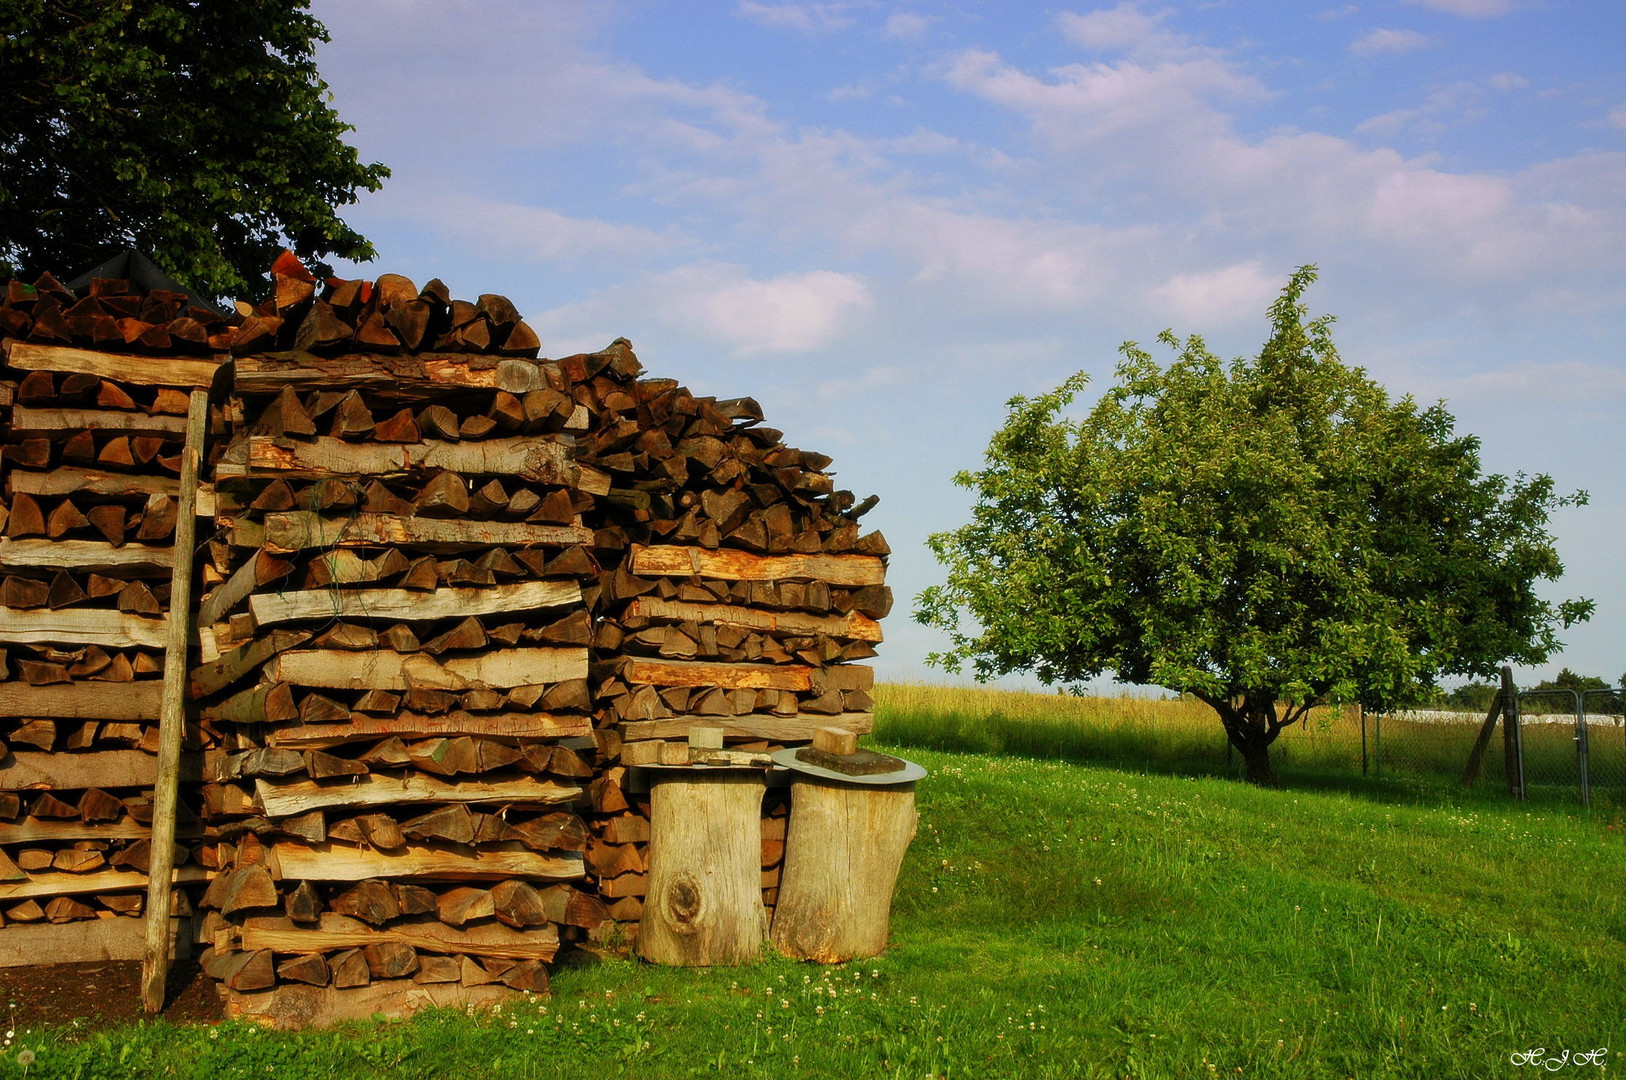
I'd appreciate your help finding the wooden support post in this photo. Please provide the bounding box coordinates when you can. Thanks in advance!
[1459,691,1507,787]
[771,778,917,964]
[141,388,208,1014]
[637,770,766,966]
[1499,665,1523,799]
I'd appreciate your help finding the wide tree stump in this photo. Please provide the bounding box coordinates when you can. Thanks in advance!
[771,778,917,963]
[637,770,766,966]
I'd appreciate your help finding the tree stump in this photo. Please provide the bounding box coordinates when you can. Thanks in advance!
[771,778,917,963]
[637,769,766,966]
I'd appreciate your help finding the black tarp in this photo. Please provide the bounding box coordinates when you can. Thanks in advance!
[64,248,229,320]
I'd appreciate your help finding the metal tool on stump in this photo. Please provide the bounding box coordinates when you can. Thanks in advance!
[769,728,924,963]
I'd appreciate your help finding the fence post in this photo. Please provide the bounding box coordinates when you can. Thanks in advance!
[1374,709,1382,778]
[1574,688,1590,809]
[1504,667,1524,801]
[1360,705,1368,776]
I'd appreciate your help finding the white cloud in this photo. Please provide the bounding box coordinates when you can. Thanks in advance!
[1055,4,1171,52]
[1151,262,1280,326]
[655,265,873,353]
[1404,0,1515,16]
[1349,28,1432,56]
[412,196,683,262]
[1609,105,1626,132]
[882,13,934,41]
[735,2,855,34]
[1489,72,1529,91]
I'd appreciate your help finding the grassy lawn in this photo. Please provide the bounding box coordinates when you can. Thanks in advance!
[11,696,1626,1078]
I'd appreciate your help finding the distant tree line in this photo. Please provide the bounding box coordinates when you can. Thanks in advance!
[1444,669,1624,715]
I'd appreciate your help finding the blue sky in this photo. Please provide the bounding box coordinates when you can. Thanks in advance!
[312,0,1626,690]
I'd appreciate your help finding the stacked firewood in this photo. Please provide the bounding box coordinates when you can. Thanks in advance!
[561,344,891,925]
[191,259,614,1014]
[0,273,221,943]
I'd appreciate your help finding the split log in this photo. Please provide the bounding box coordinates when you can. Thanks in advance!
[10,406,189,438]
[0,681,160,719]
[264,711,592,749]
[620,711,873,742]
[269,842,584,883]
[0,608,165,648]
[6,344,222,387]
[623,597,883,642]
[0,865,211,901]
[257,511,591,554]
[247,579,580,626]
[222,980,516,1030]
[267,647,587,691]
[630,544,885,586]
[621,658,814,691]
[227,436,609,494]
[0,538,173,575]
[254,775,581,818]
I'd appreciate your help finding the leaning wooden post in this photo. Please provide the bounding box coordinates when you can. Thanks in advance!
[140,389,208,1013]
[638,760,768,967]
[770,733,923,964]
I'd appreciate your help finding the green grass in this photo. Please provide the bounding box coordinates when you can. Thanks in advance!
[12,740,1626,1079]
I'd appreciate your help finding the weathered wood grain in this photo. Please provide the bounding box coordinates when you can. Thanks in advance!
[619,711,873,742]
[265,711,593,750]
[624,597,883,643]
[247,579,579,626]
[6,343,223,387]
[630,544,885,586]
[0,538,173,575]
[270,842,584,883]
[259,511,593,554]
[0,608,165,648]
[267,648,587,690]
[255,775,581,818]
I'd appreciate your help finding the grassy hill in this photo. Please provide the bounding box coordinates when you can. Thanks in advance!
[22,735,1626,1078]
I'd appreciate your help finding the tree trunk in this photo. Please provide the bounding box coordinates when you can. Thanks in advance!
[1236,736,1276,786]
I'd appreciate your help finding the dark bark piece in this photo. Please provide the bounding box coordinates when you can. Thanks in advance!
[62,430,97,466]
[381,624,421,652]
[299,693,351,724]
[12,719,55,751]
[46,571,87,609]
[277,954,330,986]
[301,477,357,511]
[363,480,416,515]
[331,948,371,988]
[487,391,525,432]
[422,616,486,655]
[436,886,495,927]
[414,471,468,518]
[135,494,178,542]
[221,864,279,915]
[251,478,298,511]
[17,658,70,684]
[416,404,460,441]
[328,390,376,440]
[468,479,509,516]
[398,557,439,592]
[394,883,438,916]
[364,941,419,979]
[47,500,92,541]
[400,803,475,844]
[86,504,127,546]
[116,580,161,614]
[280,810,327,844]
[458,414,497,440]
[499,320,541,358]
[6,495,46,539]
[330,880,400,926]
[17,370,56,405]
[490,879,550,927]
[97,436,135,469]
[373,407,420,443]
[294,299,354,353]
[384,298,432,351]
[257,385,318,439]
[353,688,402,715]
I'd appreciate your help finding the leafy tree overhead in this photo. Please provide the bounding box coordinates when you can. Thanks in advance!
[915,267,1591,785]
[0,1,388,301]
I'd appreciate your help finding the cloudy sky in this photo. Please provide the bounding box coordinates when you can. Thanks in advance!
[311,0,1626,691]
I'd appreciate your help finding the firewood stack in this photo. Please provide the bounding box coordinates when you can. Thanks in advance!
[0,271,224,948]
[190,255,615,1016]
[562,347,891,928]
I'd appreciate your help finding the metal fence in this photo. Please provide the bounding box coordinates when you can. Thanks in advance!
[1256,685,1626,807]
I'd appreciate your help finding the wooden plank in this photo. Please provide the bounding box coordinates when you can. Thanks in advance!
[267,648,587,690]
[620,711,873,742]
[266,711,593,750]
[0,682,161,720]
[225,435,606,493]
[270,842,584,883]
[248,579,580,626]
[0,750,174,791]
[231,350,550,396]
[196,551,260,628]
[0,819,189,845]
[624,597,883,643]
[6,343,222,387]
[630,544,885,586]
[11,406,189,437]
[187,630,312,699]
[144,388,208,1013]
[0,538,172,575]
[0,865,211,901]
[0,917,190,968]
[255,775,582,818]
[621,658,813,691]
[259,511,593,554]
[0,608,165,648]
[240,913,557,960]
[7,467,180,499]
[223,981,515,1030]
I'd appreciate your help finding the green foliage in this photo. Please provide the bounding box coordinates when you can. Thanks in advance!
[916,267,1590,780]
[0,1,388,300]
[1446,681,1499,711]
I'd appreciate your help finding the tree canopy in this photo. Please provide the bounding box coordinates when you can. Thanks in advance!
[0,1,388,301]
[915,267,1591,784]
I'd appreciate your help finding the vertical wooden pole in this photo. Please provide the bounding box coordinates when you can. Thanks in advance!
[1499,665,1522,799]
[140,389,208,1014]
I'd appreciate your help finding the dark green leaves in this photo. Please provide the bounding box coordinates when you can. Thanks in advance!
[0,0,389,301]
